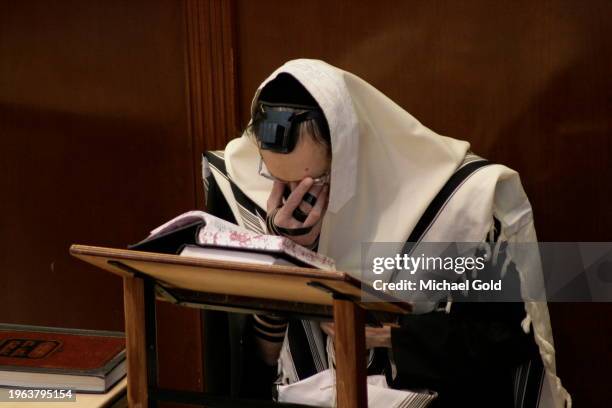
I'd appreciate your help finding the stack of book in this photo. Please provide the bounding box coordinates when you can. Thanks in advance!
[0,324,126,393]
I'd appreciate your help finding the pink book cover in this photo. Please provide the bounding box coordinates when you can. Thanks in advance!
[149,211,336,271]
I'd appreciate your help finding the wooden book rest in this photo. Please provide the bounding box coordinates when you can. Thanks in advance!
[70,244,411,408]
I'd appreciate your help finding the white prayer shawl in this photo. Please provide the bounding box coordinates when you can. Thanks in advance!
[417,164,570,407]
[220,59,570,407]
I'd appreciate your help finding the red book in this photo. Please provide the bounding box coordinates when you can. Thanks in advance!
[0,324,125,393]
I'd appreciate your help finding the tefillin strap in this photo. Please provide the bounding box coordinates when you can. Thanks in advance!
[266,207,314,236]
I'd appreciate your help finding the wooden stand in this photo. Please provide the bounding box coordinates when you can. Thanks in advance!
[333,298,367,408]
[71,245,410,408]
[122,277,148,408]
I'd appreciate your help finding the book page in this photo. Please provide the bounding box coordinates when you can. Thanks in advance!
[147,210,336,270]
[180,245,296,267]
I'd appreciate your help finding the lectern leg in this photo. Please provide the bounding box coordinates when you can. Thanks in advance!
[333,299,367,408]
[123,276,148,408]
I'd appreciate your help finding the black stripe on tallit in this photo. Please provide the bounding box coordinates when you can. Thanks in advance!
[205,151,227,175]
[406,159,492,244]
[287,319,318,381]
[300,321,326,373]
[389,159,492,283]
[515,356,545,408]
[203,154,237,226]
[204,151,267,222]
[231,183,266,220]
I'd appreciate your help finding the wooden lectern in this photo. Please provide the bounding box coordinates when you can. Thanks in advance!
[70,245,411,408]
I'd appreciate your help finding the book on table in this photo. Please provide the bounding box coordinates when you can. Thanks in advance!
[129,210,335,271]
[0,324,125,393]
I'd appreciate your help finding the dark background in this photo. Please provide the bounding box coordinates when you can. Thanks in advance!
[1,0,610,405]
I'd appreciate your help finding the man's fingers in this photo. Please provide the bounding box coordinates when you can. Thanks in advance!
[304,185,328,226]
[279,178,314,216]
[267,181,285,212]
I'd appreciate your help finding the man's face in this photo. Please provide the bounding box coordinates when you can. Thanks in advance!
[259,133,330,190]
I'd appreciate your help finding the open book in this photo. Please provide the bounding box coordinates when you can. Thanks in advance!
[130,211,335,271]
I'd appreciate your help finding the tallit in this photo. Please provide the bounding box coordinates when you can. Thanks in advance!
[222,59,570,407]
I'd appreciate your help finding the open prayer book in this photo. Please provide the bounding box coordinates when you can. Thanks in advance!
[130,210,336,271]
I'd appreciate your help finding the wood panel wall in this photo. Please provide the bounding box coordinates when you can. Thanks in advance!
[0,0,226,399]
[233,0,612,405]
